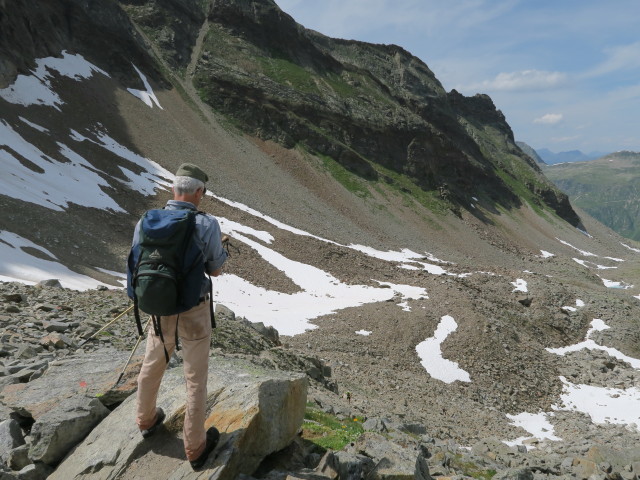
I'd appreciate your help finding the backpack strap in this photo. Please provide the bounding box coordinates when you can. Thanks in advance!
[174,314,181,353]
[208,273,216,329]
[133,296,144,337]
[152,315,170,363]
[131,250,145,337]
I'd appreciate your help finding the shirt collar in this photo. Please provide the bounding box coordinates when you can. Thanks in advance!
[166,200,197,210]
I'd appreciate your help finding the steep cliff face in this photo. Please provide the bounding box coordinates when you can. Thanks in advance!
[137,0,576,225]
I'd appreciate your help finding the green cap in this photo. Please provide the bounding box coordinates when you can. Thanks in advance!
[175,162,208,183]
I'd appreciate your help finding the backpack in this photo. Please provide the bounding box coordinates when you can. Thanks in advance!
[127,208,215,341]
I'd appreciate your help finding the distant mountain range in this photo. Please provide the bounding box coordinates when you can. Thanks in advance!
[516,141,608,165]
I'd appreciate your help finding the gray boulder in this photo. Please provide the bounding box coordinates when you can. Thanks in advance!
[49,357,307,479]
[14,462,54,479]
[316,450,376,479]
[493,467,534,480]
[353,432,432,479]
[28,395,110,465]
[1,348,134,420]
[35,279,62,289]
[0,419,25,463]
[7,444,30,471]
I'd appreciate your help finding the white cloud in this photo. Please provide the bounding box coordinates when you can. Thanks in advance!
[534,113,563,125]
[585,41,640,78]
[469,70,568,93]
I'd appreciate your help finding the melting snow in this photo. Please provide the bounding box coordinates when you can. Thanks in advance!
[554,377,640,427]
[211,232,427,336]
[19,116,49,132]
[546,319,640,368]
[622,243,640,253]
[511,279,528,293]
[0,51,108,109]
[507,319,640,446]
[0,121,125,213]
[0,231,113,290]
[397,301,411,311]
[127,65,163,109]
[505,412,561,446]
[572,258,618,270]
[70,128,173,196]
[415,315,471,383]
[557,239,597,257]
[562,299,585,312]
[601,278,634,289]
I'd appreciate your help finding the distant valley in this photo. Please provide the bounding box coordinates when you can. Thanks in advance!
[543,151,640,240]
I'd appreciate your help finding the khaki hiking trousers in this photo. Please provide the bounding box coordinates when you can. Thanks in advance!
[135,300,212,461]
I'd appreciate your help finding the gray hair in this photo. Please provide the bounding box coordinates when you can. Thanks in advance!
[173,176,205,195]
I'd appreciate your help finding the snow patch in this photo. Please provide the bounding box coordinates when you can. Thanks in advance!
[504,412,561,446]
[554,377,640,427]
[546,319,640,368]
[212,232,427,336]
[621,243,640,253]
[511,279,528,293]
[416,315,471,383]
[0,121,124,212]
[0,51,108,109]
[601,278,633,289]
[0,231,115,290]
[557,239,597,257]
[127,65,163,109]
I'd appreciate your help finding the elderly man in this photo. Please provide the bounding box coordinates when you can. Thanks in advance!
[131,162,228,470]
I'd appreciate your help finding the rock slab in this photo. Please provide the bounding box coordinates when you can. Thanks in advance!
[50,357,308,479]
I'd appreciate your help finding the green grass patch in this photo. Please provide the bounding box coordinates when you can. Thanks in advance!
[302,406,364,451]
[257,55,318,93]
[374,163,449,216]
[318,154,371,198]
[307,144,449,219]
[453,456,497,480]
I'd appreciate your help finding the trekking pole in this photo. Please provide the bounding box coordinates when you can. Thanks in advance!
[221,235,240,256]
[79,304,134,347]
[114,318,151,386]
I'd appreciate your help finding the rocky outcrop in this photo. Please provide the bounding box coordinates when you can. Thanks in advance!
[50,358,308,479]
[0,282,328,478]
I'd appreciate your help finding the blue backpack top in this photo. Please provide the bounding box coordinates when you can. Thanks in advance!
[127,208,215,339]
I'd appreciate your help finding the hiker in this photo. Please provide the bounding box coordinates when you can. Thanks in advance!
[130,163,228,470]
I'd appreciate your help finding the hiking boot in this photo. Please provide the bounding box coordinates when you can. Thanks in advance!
[141,408,165,439]
[190,427,220,470]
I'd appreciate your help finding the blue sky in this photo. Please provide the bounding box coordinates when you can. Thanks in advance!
[275,0,640,154]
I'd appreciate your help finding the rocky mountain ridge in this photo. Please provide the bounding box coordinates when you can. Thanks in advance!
[116,0,581,226]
